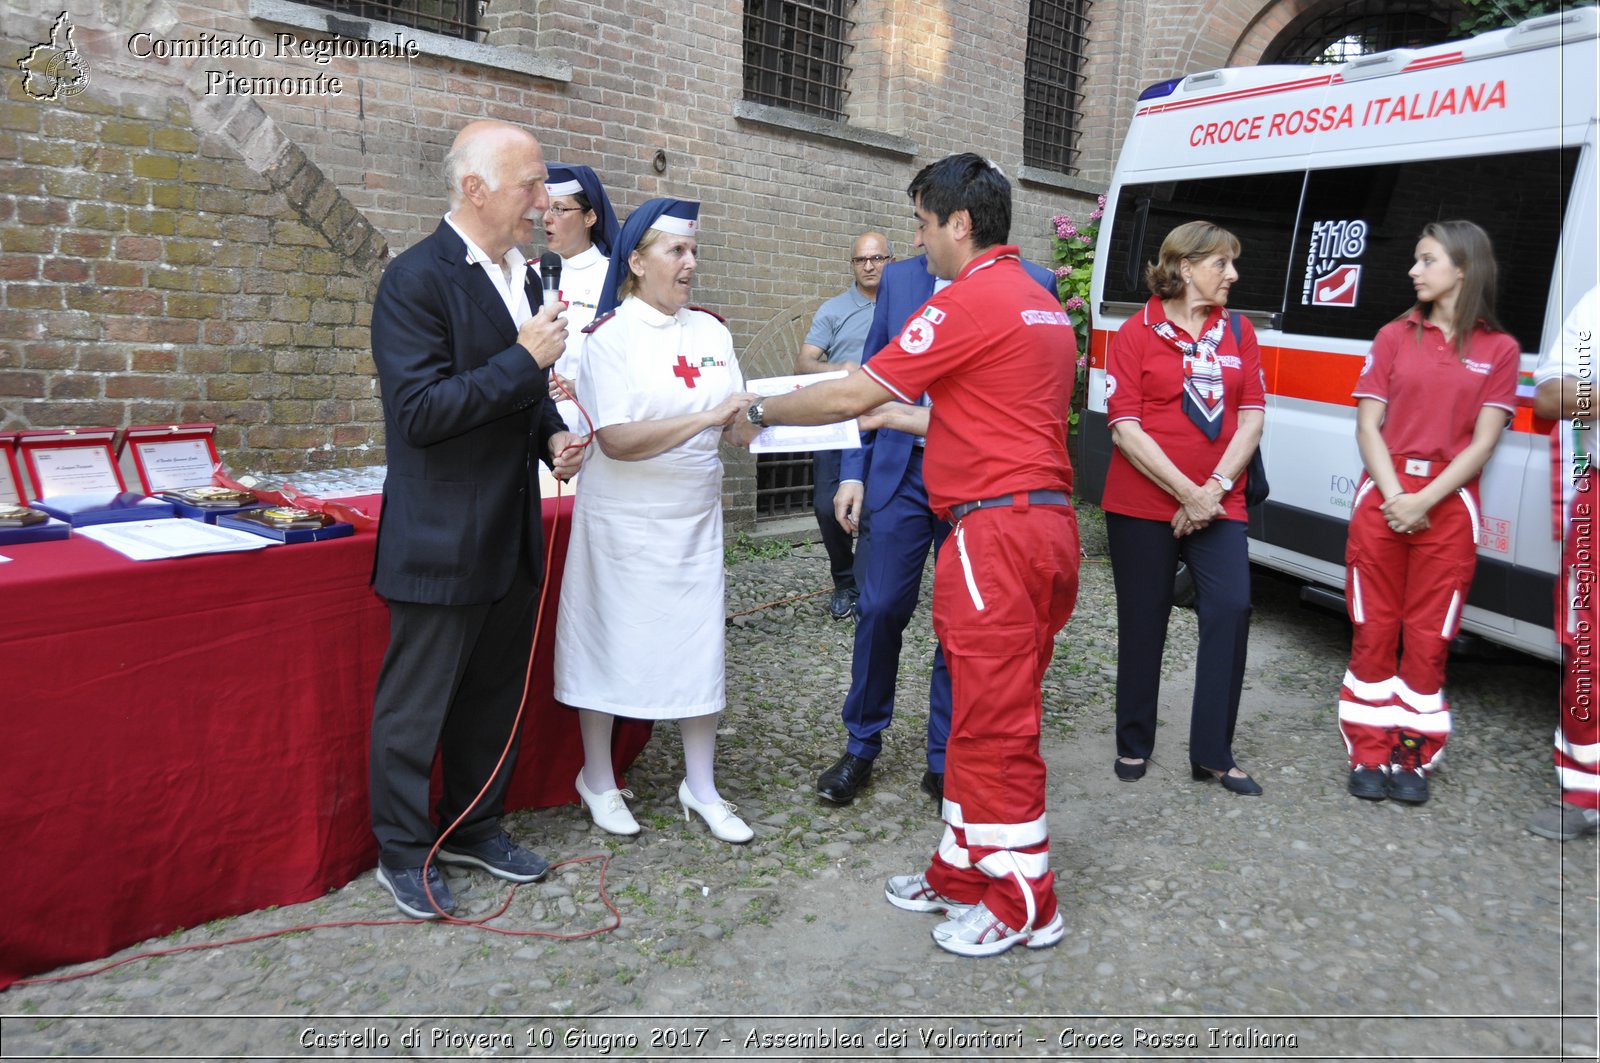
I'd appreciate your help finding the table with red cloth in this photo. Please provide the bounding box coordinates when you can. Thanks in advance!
[0,493,649,989]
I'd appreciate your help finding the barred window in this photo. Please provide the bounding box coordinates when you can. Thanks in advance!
[755,451,815,519]
[743,0,856,122]
[298,0,482,42]
[1264,0,1464,64]
[1024,0,1092,174]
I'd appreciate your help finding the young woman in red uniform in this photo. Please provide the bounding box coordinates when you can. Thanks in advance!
[1339,220,1520,804]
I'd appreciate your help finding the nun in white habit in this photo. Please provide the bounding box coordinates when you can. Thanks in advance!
[553,198,757,844]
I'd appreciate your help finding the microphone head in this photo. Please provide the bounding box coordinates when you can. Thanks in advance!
[539,251,562,288]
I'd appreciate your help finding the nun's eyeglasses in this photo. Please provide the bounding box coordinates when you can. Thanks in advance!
[545,205,585,217]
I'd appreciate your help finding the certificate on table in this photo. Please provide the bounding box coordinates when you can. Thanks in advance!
[746,371,863,454]
[30,445,122,497]
[77,518,273,561]
[132,438,215,493]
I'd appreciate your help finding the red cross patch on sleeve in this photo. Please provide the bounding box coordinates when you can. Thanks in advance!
[900,317,936,355]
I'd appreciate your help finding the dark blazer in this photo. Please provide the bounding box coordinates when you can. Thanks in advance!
[841,253,1059,510]
[369,220,566,606]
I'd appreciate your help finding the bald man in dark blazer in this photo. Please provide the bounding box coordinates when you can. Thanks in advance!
[367,120,581,919]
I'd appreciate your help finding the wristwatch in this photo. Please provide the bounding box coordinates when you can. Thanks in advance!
[1210,472,1235,492]
[746,399,766,427]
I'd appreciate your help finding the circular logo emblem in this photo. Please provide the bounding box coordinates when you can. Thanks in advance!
[1361,353,1373,377]
[899,318,935,355]
[1104,373,1118,399]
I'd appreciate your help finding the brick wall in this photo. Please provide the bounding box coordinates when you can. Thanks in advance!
[2,0,1312,517]
[0,67,388,473]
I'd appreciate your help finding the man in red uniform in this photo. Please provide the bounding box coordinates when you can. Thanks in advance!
[731,153,1079,956]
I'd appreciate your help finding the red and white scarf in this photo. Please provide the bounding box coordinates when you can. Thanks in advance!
[1151,310,1228,440]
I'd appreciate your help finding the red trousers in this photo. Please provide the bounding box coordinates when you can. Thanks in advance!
[923,501,1078,933]
[1338,468,1479,771]
[1556,473,1600,809]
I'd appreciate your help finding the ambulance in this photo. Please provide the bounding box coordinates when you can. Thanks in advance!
[1081,7,1599,661]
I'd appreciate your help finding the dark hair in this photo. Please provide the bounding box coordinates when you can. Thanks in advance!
[1406,220,1504,354]
[1145,221,1242,300]
[554,188,601,246]
[906,153,1011,248]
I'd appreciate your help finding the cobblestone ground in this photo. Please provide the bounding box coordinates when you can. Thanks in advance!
[2,474,1595,1061]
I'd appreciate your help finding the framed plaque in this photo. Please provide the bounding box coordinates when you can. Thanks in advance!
[218,507,356,544]
[15,428,124,499]
[0,433,25,506]
[124,423,221,494]
[0,501,70,546]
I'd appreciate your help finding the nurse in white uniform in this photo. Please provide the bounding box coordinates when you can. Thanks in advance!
[542,164,619,434]
[554,198,757,843]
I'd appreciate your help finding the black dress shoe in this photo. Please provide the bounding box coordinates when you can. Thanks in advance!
[1191,762,1263,796]
[920,770,944,803]
[1114,758,1147,782]
[817,752,873,804]
[829,590,856,620]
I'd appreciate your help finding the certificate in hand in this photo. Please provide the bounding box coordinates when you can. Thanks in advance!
[746,371,863,454]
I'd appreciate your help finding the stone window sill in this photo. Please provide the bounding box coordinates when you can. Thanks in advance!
[1017,165,1103,196]
[733,100,916,159]
[249,0,571,82]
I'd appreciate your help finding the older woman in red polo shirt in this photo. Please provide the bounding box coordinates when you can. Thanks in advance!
[1338,220,1519,806]
[1103,221,1266,796]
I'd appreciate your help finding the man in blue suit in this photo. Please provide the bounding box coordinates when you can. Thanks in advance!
[818,251,1060,805]
[368,120,582,918]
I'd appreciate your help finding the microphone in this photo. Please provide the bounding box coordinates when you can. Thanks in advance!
[539,251,563,309]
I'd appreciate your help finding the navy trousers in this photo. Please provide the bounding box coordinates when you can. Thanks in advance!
[1105,513,1252,771]
[841,449,952,771]
[811,449,858,595]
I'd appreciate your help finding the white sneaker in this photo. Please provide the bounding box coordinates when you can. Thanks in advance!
[575,771,639,836]
[884,872,974,915]
[1528,802,1600,842]
[678,780,753,844]
[930,902,1065,957]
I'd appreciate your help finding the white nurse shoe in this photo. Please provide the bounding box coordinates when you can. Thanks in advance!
[575,770,640,836]
[678,780,753,844]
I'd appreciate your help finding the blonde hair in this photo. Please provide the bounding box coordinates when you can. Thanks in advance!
[1145,221,1242,300]
[618,227,664,303]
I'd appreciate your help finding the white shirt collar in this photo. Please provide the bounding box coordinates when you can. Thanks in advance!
[563,244,606,270]
[623,295,684,327]
[443,212,527,275]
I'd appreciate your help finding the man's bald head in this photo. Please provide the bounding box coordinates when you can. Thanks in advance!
[850,231,893,296]
[445,121,541,208]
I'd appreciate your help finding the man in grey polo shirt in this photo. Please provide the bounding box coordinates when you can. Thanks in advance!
[795,231,894,619]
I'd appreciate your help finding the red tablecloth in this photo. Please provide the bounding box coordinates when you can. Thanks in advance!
[0,494,647,988]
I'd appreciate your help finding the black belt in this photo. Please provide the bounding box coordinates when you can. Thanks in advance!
[948,489,1070,520]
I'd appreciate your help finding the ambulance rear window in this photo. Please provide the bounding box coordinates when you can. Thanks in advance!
[1101,171,1304,315]
[1282,147,1579,350]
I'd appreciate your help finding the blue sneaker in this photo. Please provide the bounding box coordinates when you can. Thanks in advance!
[376,863,455,919]
[437,832,549,883]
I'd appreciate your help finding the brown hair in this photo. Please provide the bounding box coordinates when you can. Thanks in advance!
[1405,220,1505,354]
[1144,221,1241,300]
[618,226,664,304]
